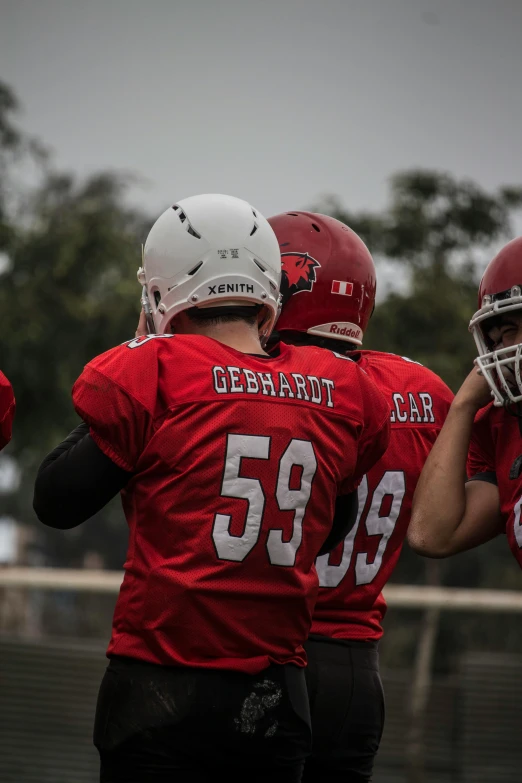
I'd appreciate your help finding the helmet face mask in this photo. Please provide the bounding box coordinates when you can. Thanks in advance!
[470,288,522,406]
[474,342,522,407]
[469,235,522,407]
[138,194,281,342]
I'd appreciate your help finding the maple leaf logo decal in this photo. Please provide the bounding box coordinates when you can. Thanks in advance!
[280,253,321,304]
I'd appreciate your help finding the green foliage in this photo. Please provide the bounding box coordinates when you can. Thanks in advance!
[1,172,150,456]
[0,85,151,566]
[0,173,150,562]
[322,170,522,270]
[365,264,478,392]
[0,81,23,253]
[0,81,23,165]
[317,169,522,392]
[0,80,48,242]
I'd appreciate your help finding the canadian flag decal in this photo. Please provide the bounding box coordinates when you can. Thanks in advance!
[331,280,353,296]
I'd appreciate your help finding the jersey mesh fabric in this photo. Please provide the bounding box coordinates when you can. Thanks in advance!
[468,404,522,569]
[0,371,15,450]
[467,404,496,476]
[72,334,390,673]
[312,351,454,641]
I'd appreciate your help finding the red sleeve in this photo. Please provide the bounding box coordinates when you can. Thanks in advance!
[341,368,391,494]
[0,371,15,451]
[433,377,454,420]
[72,337,167,471]
[467,408,495,480]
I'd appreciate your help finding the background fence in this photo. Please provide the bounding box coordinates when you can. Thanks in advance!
[1,570,522,783]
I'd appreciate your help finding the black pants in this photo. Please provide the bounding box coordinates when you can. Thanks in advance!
[303,637,384,783]
[94,655,312,783]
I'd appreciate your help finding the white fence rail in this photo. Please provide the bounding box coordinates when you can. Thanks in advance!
[1,567,522,612]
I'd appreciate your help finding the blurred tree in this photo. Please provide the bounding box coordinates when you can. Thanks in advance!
[320,170,522,390]
[1,171,149,453]
[0,83,151,569]
[0,172,151,567]
[0,80,48,252]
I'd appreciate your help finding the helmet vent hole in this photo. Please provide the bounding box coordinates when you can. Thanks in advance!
[253,258,266,272]
[312,223,320,232]
[153,290,161,307]
[186,224,201,239]
[250,223,259,236]
[252,208,258,218]
[173,206,201,238]
[187,261,203,276]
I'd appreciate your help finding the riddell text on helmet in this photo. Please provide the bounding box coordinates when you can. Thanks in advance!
[212,365,335,408]
[329,324,361,339]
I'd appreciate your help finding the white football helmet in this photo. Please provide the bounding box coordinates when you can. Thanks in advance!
[138,194,281,341]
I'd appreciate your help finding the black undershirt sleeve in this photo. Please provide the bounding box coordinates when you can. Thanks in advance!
[466,470,497,486]
[34,422,359,546]
[33,423,133,529]
[317,491,358,556]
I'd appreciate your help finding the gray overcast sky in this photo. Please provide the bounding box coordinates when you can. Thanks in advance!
[1,0,522,220]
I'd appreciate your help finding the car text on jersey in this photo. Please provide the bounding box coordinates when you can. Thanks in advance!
[389,392,435,423]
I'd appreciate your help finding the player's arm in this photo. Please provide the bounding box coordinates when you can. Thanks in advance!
[318,491,358,555]
[34,340,158,528]
[408,367,503,557]
[33,423,133,528]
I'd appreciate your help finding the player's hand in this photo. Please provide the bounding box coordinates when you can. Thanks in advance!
[453,364,494,412]
[135,309,148,337]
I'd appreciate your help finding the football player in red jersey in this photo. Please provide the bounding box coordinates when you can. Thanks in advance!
[0,370,15,450]
[33,194,390,783]
[409,236,522,571]
[267,211,454,783]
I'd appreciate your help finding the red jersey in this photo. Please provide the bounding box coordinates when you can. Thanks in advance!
[72,334,389,673]
[312,351,454,641]
[467,403,522,569]
[0,371,15,451]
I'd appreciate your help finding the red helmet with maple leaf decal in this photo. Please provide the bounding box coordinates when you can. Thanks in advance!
[268,211,376,345]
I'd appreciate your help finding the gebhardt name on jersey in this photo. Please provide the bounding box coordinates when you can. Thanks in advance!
[212,365,336,408]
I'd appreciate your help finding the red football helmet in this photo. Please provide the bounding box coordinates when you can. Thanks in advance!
[268,211,376,345]
[470,236,522,406]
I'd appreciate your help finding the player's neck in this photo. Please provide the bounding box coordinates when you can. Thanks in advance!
[185,321,268,356]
